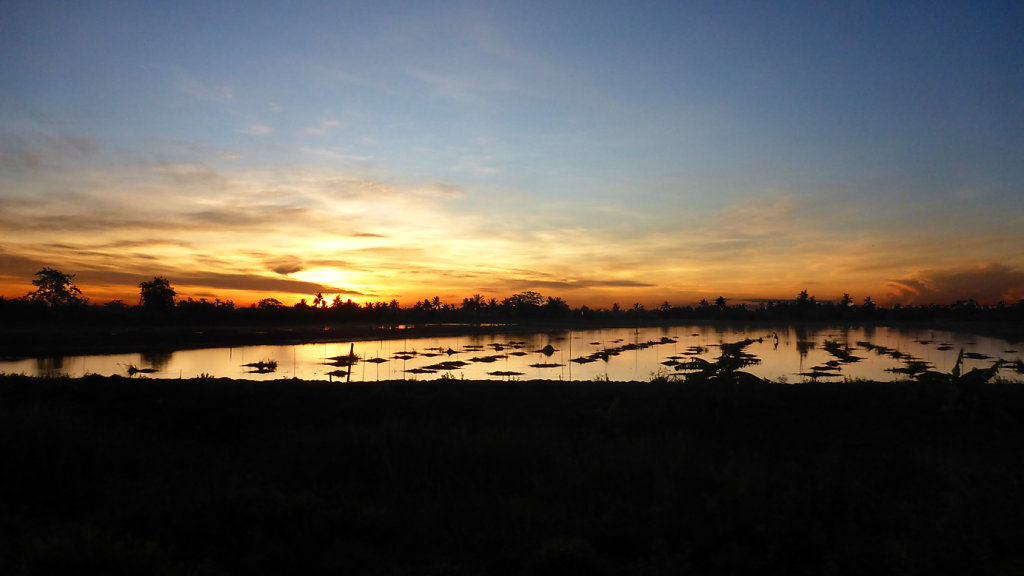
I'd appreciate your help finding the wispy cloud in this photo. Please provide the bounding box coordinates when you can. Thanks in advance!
[241,123,274,135]
[887,263,1024,304]
[304,120,340,135]
[174,66,234,101]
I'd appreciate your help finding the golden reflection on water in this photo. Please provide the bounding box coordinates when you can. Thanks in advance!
[2,326,1019,383]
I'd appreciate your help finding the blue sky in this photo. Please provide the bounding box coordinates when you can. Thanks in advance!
[2,1,1023,305]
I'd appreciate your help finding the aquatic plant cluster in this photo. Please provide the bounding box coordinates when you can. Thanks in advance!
[99,329,1013,384]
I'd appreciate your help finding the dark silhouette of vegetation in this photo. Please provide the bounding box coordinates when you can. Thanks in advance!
[25,267,85,307]
[917,349,1006,416]
[3,272,1024,354]
[139,276,176,313]
[4,374,1024,574]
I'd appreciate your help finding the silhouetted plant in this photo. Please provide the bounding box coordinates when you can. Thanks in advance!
[139,277,176,313]
[26,267,86,307]
[674,338,764,386]
[916,349,1005,414]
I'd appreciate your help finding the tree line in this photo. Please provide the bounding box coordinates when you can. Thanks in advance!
[3,267,1023,326]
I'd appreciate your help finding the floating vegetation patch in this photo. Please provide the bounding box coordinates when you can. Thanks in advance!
[422,361,468,371]
[797,369,843,379]
[937,345,954,351]
[509,351,528,357]
[468,355,504,363]
[488,371,524,377]
[571,356,597,364]
[529,363,562,368]
[822,340,863,363]
[392,355,415,361]
[674,357,713,372]
[661,359,680,366]
[365,357,388,364]
[963,352,992,360]
[405,368,436,374]
[127,365,158,375]
[886,359,932,377]
[674,339,765,385]
[810,364,842,373]
[326,369,348,377]
[536,344,556,356]
[327,355,358,366]
[243,360,278,373]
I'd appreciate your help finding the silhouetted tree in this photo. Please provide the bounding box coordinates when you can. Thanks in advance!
[26,267,85,306]
[139,277,176,312]
[544,296,570,317]
[461,294,485,313]
[714,296,727,308]
[796,290,813,306]
[258,298,285,309]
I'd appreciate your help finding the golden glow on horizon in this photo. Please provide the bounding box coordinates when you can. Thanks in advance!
[291,269,353,289]
[0,164,1021,308]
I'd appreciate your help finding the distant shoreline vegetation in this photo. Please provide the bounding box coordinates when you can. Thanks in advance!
[6,266,1024,319]
[3,269,1023,329]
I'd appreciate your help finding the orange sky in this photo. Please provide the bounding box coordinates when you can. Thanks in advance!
[1,165,1021,308]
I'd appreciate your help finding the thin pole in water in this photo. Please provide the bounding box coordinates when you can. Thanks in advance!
[347,343,354,383]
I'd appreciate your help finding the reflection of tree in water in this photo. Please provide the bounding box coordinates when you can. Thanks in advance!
[141,350,174,371]
[793,326,817,360]
[36,356,67,378]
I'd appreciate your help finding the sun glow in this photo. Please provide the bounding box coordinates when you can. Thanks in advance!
[291,269,352,289]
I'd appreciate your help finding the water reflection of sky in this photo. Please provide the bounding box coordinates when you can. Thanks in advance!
[1,325,1021,383]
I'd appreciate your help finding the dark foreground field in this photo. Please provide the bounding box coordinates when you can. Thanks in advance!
[3,375,1023,575]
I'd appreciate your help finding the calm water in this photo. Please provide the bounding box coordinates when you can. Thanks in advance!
[2,325,1021,383]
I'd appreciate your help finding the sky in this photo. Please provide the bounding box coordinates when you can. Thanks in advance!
[2,1,1023,307]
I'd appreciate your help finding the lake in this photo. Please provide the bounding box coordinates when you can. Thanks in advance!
[2,324,1021,382]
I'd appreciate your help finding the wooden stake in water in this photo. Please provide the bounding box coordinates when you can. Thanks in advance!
[347,343,354,383]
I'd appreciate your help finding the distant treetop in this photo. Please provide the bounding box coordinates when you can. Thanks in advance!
[26,267,85,307]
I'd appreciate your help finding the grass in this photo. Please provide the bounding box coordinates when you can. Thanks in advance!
[3,374,1024,574]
